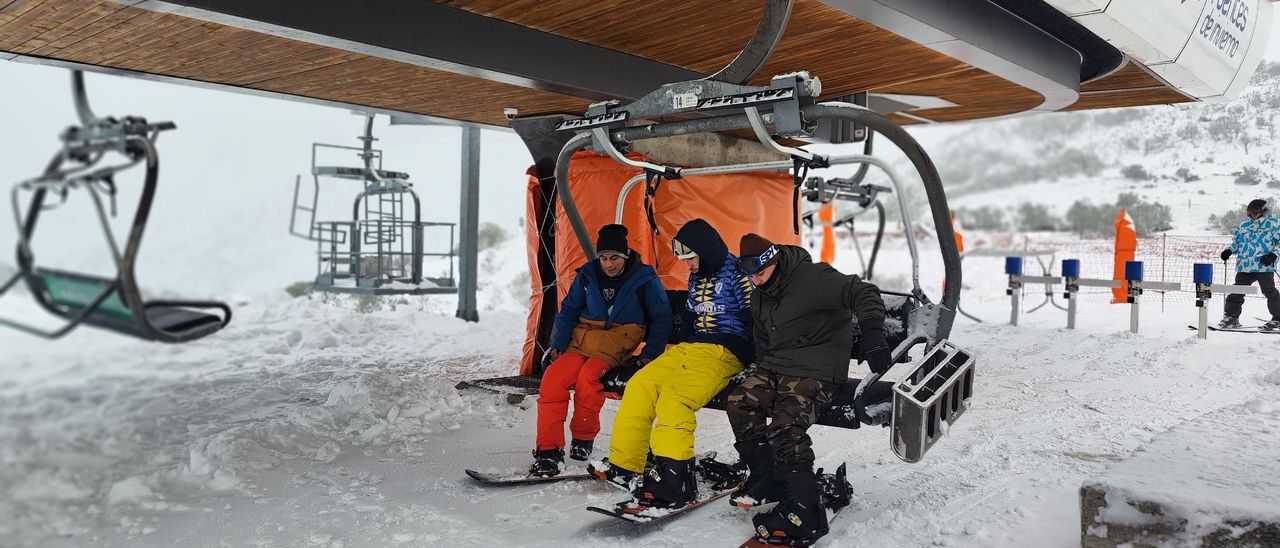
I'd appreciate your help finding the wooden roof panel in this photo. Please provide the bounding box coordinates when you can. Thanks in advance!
[1065,87,1190,112]
[0,0,1198,128]
[1081,61,1168,93]
[23,0,125,56]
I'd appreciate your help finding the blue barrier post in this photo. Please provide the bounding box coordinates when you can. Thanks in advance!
[1193,263,1214,338]
[1124,260,1144,333]
[1062,259,1080,329]
[1006,257,1023,326]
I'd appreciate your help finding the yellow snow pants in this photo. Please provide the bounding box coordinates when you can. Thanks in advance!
[607,342,744,473]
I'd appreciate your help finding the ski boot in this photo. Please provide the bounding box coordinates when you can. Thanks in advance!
[587,458,640,490]
[816,463,853,511]
[569,439,593,461]
[751,465,829,546]
[729,440,781,508]
[528,448,564,478]
[1263,319,1280,332]
[634,456,697,509]
[1219,316,1243,329]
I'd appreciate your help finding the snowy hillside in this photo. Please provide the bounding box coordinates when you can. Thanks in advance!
[941,62,1280,234]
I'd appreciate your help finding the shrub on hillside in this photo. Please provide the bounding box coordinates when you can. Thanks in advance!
[1207,197,1277,234]
[1065,200,1112,237]
[1065,194,1172,237]
[1254,61,1280,81]
[1121,164,1151,181]
[1176,123,1201,140]
[1208,116,1244,141]
[1235,166,1263,186]
[1015,203,1061,231]
[956,206,1007,231]
[478,222,509,251]
[1175,167,1200,182]
[285,281,314,298]
[1117,193,1173,234]
[1093,108,1148,127]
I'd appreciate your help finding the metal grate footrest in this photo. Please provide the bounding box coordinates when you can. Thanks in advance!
[890,339,975,463]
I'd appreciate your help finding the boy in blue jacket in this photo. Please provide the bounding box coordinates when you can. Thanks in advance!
[1221,199,1280,330]
[531,224,672,476]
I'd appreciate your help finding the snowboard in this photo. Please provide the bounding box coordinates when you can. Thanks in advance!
[586,454,746,525]
[465,467,593,486]
[1187,325,1280,334]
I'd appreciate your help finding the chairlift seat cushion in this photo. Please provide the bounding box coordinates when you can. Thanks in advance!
[30,269,223,339]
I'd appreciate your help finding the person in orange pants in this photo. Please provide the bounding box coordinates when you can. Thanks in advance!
[531,224,672,476]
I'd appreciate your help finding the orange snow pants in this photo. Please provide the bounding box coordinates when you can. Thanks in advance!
[536,352,613,451]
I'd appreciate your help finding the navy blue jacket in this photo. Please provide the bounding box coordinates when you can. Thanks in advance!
[550,257,673,361]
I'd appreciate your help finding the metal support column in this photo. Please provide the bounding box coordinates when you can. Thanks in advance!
[455,125,481,322]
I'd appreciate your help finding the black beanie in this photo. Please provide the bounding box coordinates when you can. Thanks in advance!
[596,224,630,256]
[1248,199,1268,211]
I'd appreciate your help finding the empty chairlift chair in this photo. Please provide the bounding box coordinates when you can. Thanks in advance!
[0,70,231,343]
[288,114,458,295]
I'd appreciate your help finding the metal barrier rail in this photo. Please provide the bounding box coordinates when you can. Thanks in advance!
[1001,257,1262,338]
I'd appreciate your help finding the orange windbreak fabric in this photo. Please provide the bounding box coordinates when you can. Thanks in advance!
[521,169,547,375]
[552,151,654,303]
[1112,208,1137,304]
[649,170,799,289]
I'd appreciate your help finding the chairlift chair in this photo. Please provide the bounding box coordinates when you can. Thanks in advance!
[549,1,970,463]
[288,114,458,295]
[0,70,231,343]
[461,0,974,463]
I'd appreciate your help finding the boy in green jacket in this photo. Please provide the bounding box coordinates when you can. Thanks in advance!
[726,233,891,546]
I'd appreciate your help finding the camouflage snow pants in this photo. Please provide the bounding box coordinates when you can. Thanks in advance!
[725,369,837,467]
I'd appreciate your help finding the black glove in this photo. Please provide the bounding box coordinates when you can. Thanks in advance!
[858,327,893,375]
[1264,253,1278,267]
[1221,248,1233,261]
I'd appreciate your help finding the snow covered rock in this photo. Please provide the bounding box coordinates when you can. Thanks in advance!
[1080,403,1280,547]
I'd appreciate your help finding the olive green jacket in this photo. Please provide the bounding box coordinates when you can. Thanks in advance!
[751,246,886,381]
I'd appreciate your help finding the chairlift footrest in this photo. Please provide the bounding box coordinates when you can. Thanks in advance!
[890,340,975,463]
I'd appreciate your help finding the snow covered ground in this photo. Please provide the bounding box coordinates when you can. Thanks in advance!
[3,228,1279,547]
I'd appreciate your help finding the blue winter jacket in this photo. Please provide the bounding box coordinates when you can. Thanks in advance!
[550,257,673,361]
[684,254,754,365]
[672,219,754,365]
[1230,213,1280,273]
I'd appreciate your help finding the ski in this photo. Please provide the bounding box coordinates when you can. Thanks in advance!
[465,467,593,486]
[1187,325,1280,334]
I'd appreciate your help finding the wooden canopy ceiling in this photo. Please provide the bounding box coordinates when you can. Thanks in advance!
[0,0,1191,128]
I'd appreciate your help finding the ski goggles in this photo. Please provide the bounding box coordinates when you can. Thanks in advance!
[671,239,697,259]
[1247,207,1268,218]
[736,244,780,275]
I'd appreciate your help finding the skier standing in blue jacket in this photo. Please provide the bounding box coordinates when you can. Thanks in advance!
[1220,199,1280,330]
